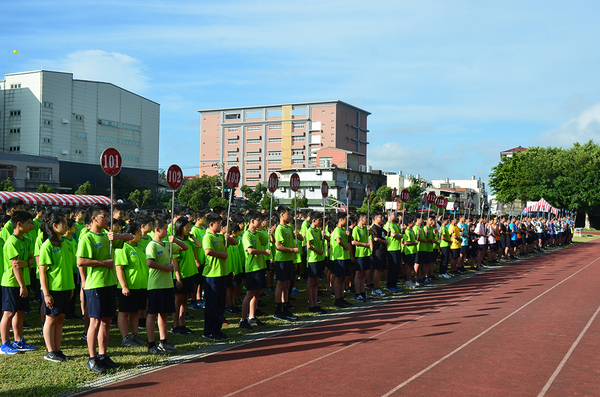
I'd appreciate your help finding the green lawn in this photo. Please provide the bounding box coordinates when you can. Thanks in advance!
[0,240,588,396]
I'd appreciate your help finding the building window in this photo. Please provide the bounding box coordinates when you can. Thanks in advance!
[227,150,239,156]
[122,156,140,162]
[320,157,333,167]
[228,138,239,145]
[120,139,140,146]
[9,146,20,152]
[98,137,118,143]
[75,150,83,154]
[268,151,281,156]
[269,160,281,165]
[268,125,282,130]
[292,159,304,164]
[247,151,261,157]
[292,136,304,142]
[120,123,140,131]
[246,111,262,119]
[75,133,87,139]
[246,178,260,183]
[43,120,52,125]
[0,165,15,179]
[43,102,53,108]
[9,128,20,134]
[227,127,238,132]
[246,160,260,165]
[293,123,305,129]
[268,137,282,143]
[42,138,52,143]
[247,138,261,144]
[292,149,303,156]
[98,119,119,127]
[225,114,241,120]
[247,126,261,132]
[247,169,260,174]
[9,110,21,116]
[75,114,84,120]
[27,167,52,181]
[10,84,21,89]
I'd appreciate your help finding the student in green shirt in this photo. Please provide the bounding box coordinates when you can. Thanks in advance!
[115,222,148,348]
[145,217,187,354]
[402,215,418,288]
[424,216,436,285]
[273,206,302,322]
[136,214,154,330]
[439,217,452,279]
[300,211,311,277]
[39,212,74,362]
[352,212,371,302]
[331,213,351,308]
[0,210,36,356]
[62,219,79,319]
[77,204,132,374]
[413,216,428,287]
[189,211,207,310]
[202,212,237,341]
[306,211,327,314]
[385,211,403,292]
[239,211,270,330]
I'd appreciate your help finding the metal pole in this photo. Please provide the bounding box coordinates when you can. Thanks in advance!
[110,175,114,258]
[268,193,273,231]
[170,190,175,258]
[347,192,350,234]
[294,192,297,245]
[225,187,233,247]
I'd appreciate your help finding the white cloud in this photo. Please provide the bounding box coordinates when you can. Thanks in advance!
[37,50,149,93]
[537,103,600,148]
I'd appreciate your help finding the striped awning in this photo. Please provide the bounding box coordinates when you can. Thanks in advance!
[0,191,114,206]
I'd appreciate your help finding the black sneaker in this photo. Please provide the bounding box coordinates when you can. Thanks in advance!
[316,306,327,314]
[170,326,187,335]
[334,300,346,308]
[217,330,228,340]
[340,299,353,306]
[182,326,194,335]
[308,306,323,314]
[202,333,225,341]
[283,309,298,320]
[185,314,194,320]
[248,317,264,326]
[81,332,87,341]
[273,311,289,321]
[86,357,107,374]
[99,355,120,369]
[44,351,64,363]
[138,318,146,330]
[238,319,252,330]
[56,350,70,361]
[255,309,266,316]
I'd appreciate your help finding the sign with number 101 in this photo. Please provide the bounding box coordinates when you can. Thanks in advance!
[100,148,122,176]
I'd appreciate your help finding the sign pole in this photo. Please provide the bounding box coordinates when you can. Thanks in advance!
[269,194,273,230]
[165,164,183,257]
[100,148,122,259]
[110,175,114,257]
[289,173,300,245]
[267,173,279,233]
[224,166,241,248]
[170,190,175,258]
[294,191,297,245]
[225,187,233,247]
[321,181,329,230]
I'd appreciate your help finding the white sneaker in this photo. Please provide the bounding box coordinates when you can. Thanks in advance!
[371,289,385,297]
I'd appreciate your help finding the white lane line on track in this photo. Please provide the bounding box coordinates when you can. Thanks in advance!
[380,254,600,397]
[537,302,600,397]
[222,252,570,397]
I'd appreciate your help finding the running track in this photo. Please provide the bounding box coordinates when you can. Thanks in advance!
[83,240,600,397]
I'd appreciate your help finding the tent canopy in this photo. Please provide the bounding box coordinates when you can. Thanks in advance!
[0,191,114,207]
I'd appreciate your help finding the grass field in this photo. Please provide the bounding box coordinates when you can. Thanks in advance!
[0,240,588,397]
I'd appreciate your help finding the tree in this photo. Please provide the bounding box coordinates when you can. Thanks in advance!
[0,179,15,192]
[405,179,427,213]
[260,192,279,213]
[241,182,267,206]
[289,192,308,212]
[177,175,223,209]
[129,189,152,209]
[358,185,393,214]
[36,184,55,193]
[75,181,92,195]
[209,197,229,210]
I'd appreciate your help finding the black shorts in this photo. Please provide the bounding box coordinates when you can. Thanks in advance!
[371,254,387,270]
[267,259,275,271]
[84,286,117,319]
[460,246,468,255]
[193,272,204,285]
[174,276,196,295]
[478,243,488,251]
[232,273,244,286]
[510,240,519,248]
[488,243,497,251]
[307,261,324,278]
[226,272,234,288]
[147,288,176,314]
[275,261,294,282]
[451,248,460,259]
[42,290,71,317]
[325,258,334,270]
[387,250,402,267]
[403,253,415,268]
[245,269,267,291]
[414,251,425,265]
[500,240,506,249]
[355,256,370,272]
[334,259,351,277]
[118,288,148,313]
[2,286,29,312]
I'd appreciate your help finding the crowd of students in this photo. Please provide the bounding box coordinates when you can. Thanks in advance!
[0,196,574,375]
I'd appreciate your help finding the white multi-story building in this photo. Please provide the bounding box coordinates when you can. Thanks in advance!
[0,70,159,191]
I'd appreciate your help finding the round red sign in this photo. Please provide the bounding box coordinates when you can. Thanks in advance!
[268,173,278,193]
[346,182,350,198]
[321,181,329,198]
[391,187,397,201]
[427,192,437,204]
[290,173,300,192]
[435,196,447,209]
[365,184,371,198]
[226,166,241,189]
[100,148,122,176]
[166,164,183,190]
[400,189,410,203]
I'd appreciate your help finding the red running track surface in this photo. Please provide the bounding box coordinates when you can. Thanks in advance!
[82,241,600,397]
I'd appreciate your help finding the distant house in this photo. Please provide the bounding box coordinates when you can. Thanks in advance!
[500,146,528,159]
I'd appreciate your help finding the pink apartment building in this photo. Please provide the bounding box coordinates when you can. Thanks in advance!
[197,100,370,188]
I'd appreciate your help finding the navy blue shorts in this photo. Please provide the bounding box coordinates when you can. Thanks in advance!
[387,250,402,267]
[118,288,147,313]
[245,269,267,291]
[174,276,195,295]
[371,255,387,270]
[450,248,460,259]
[147,288,175,314]
[84,286,117,319]
[478,243,488,251]
[334,259,351,277]
[460,246,469,255]
[193,272,204,285]
[404,253,415,268]
[307,261,324,278]
[232,273,244,287]
[275,261,294,282]
[414,251,426,265]
[355,256,370,272]
[226,272,234,288]
[2,286,29,312]
[43,290,71,316]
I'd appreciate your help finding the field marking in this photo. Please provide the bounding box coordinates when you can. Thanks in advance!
[380,254,600,397]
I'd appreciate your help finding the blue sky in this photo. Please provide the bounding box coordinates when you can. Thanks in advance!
[3,0,600,187]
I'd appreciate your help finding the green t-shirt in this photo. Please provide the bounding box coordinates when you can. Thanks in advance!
[115,242,148,290]
[226,240,242,275]
[202,232,227,277]
[242,230,267,273]
[146,240,180,290]
[0,220,14,243]
[1,235,30,287]
[39,239,75,291]
[385,222,402,252]
[75,221,86,238]
[274,224,295,262]
[190,226,206,265]
[294,237,302,264]
[139,236,152,253]
[306,226,324,263]
[62,236,79,274]
[0,237,3,283]
[440,225,451,248]
[173,238,199,279]
[76,231,115,290]
[301,220,310,247]
[414,225,426,252]
[425,227,434,253]
[330,226,350,261]
[352,225,371,258]
[402,228,417,255]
